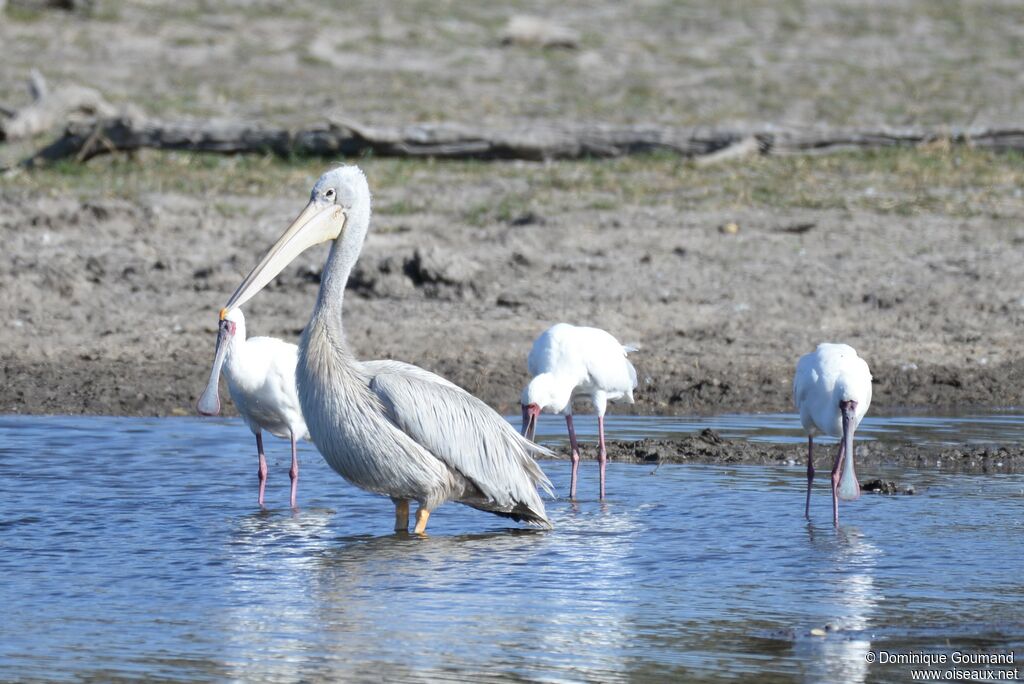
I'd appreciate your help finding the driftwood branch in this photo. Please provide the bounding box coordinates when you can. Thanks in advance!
[13,112,1024,167]
[0,70,117,142]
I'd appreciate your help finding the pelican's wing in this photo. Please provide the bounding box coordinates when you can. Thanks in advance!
[369,370,554,524]
[363,359,463,391]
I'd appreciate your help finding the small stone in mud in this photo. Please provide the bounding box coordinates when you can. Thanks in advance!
[861,479,902,495]
[508,211,545,227]
[778,222,816,234]
[496,293,525,308]
[404,247,480,287]
[85,256,105,283]
[719,221,740,235]
[699,428,724,445]
[500,15,580,49]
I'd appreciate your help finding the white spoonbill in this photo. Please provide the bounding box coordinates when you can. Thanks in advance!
[220,165,552,534]
[197,307,309,508]
[520,323,638,499]
[793,343,872,526]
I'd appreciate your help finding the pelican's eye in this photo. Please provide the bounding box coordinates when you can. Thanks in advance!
[324,188,336,202]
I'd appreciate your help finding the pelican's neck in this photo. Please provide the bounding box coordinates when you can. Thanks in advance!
[307,202,370,352]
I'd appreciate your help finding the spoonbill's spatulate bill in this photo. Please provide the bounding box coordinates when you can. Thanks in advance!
[793,343,872,525]
[521,323,638,499]
[221,165,553,534]
[196,307,309,508]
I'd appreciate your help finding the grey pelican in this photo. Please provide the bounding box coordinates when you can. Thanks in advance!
[520,323,638,499]
[221,165,553,534]
[793,343,872,525]
[196,307,308,509]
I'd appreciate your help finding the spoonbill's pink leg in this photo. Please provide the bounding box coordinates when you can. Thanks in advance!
[566,415,581,499]
[830,439,845,526]
[255,431,268,507]
[289,431,299,509]
[805,435,815,519]
[598,415,608,499]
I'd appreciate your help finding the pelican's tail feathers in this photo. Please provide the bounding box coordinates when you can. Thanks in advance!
[466,500,553,529]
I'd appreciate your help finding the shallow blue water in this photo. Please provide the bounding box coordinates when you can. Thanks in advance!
[1,415,1022,682]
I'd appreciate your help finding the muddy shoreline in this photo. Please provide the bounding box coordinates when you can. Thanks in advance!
[2,354,1022,420]
[592,430,1024,474]
[1,161,1022,419]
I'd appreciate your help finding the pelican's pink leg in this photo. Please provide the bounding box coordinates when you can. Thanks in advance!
[805,435,815,519]
[566,415,581,499]
[830,439,845,526]
[598,415,608,500]
[255,431,268,507]
[289,431,299,509]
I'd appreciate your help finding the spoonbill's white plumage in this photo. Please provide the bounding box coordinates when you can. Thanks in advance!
[521,323,638,499]
[793,343,872,525]
[221,165,552,534]
[196,307,309,508]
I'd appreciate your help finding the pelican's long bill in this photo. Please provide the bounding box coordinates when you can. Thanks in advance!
[224,201,346,313]
[837,405,860,501]
[196,319,232,416]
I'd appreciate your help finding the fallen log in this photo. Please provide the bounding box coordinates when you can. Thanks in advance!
[693,135,762,167]
[15,114,1024,166]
